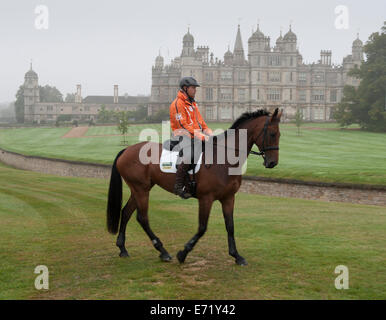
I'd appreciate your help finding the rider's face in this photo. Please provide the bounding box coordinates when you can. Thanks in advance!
[185,86,196,99]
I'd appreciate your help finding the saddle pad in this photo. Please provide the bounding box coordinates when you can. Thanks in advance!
[160,149,203,174]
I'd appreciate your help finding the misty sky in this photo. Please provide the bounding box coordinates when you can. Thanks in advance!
[0,0,385,102]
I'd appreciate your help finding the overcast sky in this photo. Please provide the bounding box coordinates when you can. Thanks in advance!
[0,0,385,102]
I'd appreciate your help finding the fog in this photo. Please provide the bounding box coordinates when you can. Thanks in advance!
[0,0,385,102]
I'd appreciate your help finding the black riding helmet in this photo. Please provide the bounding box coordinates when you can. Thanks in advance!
[179,76,200,89]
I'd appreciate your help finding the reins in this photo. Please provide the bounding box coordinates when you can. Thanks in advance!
[209,116,279,159]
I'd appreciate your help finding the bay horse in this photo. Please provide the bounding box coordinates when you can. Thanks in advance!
[106,108,282,265]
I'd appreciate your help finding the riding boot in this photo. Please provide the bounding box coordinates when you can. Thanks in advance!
[174,162,192,199]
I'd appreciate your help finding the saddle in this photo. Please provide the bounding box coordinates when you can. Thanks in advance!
[162,139,182,152]
[162,138,202,170]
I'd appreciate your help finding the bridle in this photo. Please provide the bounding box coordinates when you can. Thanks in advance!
[250,116,280,161]
[207,116,279,165]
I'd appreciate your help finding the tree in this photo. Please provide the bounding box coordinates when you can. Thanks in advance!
[39,85,63,102]
[14,86,24,123]
[65,93,75,102]
[117,111,129,145]
[133,105,148,121]
[334,22,386,132]
[147,108,169,123]
[97,105,110,123]
[294,108,303,135]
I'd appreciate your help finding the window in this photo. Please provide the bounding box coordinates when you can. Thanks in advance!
[252,56,260,66]
[72,106,78,112]
[299,90,307,102]
[312,72,325,83]
[205,88,213,101]
[84,106,90,111]
[205,71,213,81]
[152,87,160,97]
[206,106,214,119]
[330,89,337,102]
[220,88,232,100]
[257,88,260,101]
[313,107,324,120]
[327,73,338,84]
[220,71,232,80]
[220,107,231,119]
[290,56,294,66]
[269,71,281,82]
[268,55,281,66]
[290,72,293,82]
[267,88,281,101]
[238,71,246,82]
[47,105,53,111]
[257,72,261,81]
[299,72,307,84]
[312,89,325,101]
[290,89,293,101]
[238,89,246,102]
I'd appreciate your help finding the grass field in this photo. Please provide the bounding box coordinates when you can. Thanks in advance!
[0,162,385,299]
[0,122,385,185]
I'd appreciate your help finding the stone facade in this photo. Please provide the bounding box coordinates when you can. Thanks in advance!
[149,25,364,122]
[23,66,149,124]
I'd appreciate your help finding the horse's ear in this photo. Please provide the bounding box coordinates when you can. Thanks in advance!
[278,108,283,122]
[270,108,279,122]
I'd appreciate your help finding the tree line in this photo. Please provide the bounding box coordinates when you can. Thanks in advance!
[334,22,386,132]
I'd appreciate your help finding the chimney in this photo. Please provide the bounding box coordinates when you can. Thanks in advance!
[75,84,82,103]
[320,50,332,65]
[114,85,119,103]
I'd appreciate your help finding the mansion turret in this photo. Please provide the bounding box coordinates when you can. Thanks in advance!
[149,25,364,121]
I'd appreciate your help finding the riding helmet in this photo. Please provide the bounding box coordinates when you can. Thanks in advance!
[179,77,200,89]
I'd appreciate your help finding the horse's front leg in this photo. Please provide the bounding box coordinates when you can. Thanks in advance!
[177,196,213,263]
[221,195,247,266]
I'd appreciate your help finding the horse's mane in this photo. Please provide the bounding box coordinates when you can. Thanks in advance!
[229,109,270,129]
[213,109,270,140]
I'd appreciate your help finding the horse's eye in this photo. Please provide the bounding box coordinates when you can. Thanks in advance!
[270,133,276,138]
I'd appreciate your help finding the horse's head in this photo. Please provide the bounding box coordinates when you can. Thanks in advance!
[253,108,282,169]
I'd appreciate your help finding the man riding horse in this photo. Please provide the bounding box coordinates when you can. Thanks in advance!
[169,76,213,199]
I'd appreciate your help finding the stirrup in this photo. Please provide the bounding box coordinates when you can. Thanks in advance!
[174,185,192,199]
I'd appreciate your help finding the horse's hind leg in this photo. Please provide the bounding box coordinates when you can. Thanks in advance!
[134,190,172,262]
[116,196,136,257]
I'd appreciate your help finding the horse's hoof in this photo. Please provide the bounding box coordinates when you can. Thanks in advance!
[177,250,186,263]
[119,251,129,258]
[236,257,247,266]
[160,253,172,262]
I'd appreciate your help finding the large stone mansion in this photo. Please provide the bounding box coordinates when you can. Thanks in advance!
[149,25,363,121]
[23,66,149,123]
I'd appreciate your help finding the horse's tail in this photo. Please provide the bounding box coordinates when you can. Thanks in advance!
[106,148,126,234]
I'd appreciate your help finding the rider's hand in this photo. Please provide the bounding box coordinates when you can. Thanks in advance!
[204,135,210,142]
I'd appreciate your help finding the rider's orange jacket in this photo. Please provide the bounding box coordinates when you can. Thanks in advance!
[170,90,212,141]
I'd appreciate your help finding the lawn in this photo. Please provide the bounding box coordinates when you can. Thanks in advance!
[0,162,385,299]
[0,122,385,185]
